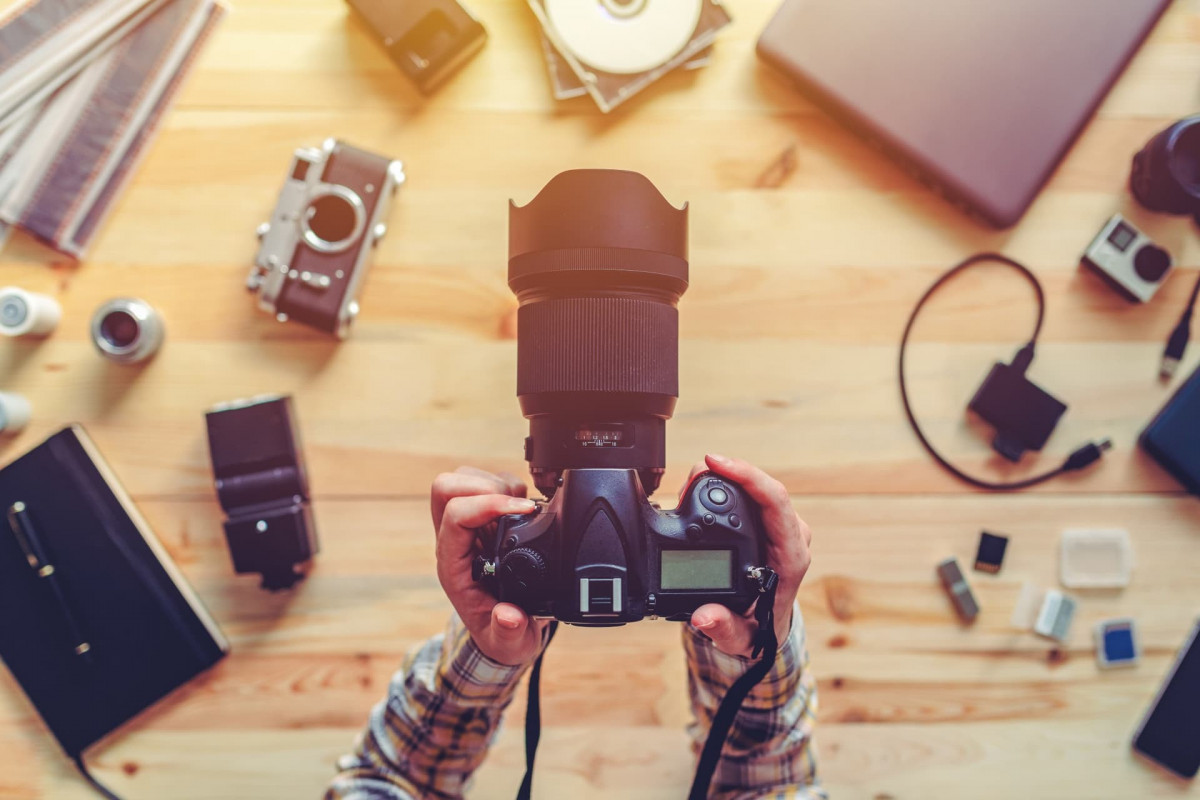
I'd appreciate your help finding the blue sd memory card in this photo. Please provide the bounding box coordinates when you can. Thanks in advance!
[1096,618,1139,668]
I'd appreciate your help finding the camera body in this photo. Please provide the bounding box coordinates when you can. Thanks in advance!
[1080,214,1174,303]
[475,469,766,625]
[476,169,773,626]
[248,139,404,338]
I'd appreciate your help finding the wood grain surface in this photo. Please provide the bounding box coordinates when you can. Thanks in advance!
[2,0,1200,797]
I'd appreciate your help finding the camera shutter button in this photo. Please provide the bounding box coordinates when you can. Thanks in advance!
[707,487,729,506]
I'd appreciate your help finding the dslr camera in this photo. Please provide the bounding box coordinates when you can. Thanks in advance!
[248,139,405,338]
[473,170,772,625]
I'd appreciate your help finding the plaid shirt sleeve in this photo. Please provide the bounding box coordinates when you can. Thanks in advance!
[683,603,827,800]
[326,614,538,800]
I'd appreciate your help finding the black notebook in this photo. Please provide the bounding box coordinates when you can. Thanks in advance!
[0,425,228,759]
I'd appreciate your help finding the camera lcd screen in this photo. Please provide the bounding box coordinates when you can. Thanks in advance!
[1134,621,1200,778]
[660,550,733,590]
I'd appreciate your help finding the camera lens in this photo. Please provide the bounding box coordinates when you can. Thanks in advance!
[1131,115,1200,215]
[508,170,688,496]
[303,190,363,251]
[1170,123,1200,192]
[1134,244,1171,283]
[100,310,140,349]
[90,298,164,364]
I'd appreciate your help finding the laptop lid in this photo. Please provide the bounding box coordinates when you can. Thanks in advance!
[757,0,1172,227]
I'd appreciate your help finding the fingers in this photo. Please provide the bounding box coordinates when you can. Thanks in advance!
[691,603,755,657]
[493,471,528,499]
[491,602,529,639]
[677,460,710,504]
[704,454,812,587]
[437,494,536,564]
[704,454,791,512]
[455,466,527,498]
[431,469,528,530]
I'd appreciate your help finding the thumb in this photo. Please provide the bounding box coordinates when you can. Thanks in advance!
[490,602,531,644]
[691,603,754,657]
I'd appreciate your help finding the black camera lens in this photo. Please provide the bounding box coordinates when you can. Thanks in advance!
[100,310,140,349]
[1131,114,1200,218]
[509,170,688,496]
[1134,244,1171,283]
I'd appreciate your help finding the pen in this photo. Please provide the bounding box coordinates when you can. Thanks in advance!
[7,502,93,660]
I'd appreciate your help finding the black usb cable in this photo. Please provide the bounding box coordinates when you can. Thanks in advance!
[1161,271,1200,380]
[899,253,1112,491]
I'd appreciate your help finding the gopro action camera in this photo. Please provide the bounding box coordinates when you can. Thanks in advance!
[473,170,771,625]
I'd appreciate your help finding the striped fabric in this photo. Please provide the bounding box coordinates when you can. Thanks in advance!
[328,608,824,799]
[683,605,827,800]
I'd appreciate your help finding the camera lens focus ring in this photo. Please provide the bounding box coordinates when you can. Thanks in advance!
[516,296,679,399]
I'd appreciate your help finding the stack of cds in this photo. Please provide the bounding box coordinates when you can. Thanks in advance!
[0,0,225,259]
[528,0,731,113]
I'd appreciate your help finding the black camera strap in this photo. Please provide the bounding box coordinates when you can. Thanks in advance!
[515,569,779,800]
[687,567,779,800]
[516,621,557,800]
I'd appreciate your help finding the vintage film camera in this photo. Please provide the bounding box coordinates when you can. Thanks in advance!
[472,170,771,625]
[248,139,405,338]
[1081,214,1174,303]
[205,395,318,590]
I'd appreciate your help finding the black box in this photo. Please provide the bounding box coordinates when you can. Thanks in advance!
[1141,363,1200,495]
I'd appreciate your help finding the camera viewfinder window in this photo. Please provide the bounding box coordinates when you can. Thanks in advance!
[1108,220,1137,251]
[660,549,733,590]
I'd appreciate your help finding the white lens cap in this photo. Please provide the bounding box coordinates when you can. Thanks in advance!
[0,392,31,433]
[0,287,61,337]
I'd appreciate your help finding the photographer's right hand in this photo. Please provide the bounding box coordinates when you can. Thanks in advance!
[435,490,548,666]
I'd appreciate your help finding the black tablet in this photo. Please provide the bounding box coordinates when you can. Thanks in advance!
[1133,620,1200,779]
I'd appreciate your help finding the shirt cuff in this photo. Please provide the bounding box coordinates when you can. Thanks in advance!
[436,614,541,707]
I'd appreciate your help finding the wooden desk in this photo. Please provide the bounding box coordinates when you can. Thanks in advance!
[2,0,1199,796]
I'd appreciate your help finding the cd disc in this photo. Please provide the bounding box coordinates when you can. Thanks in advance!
[545,0,703,75]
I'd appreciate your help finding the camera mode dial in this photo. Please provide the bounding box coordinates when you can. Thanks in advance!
[499,547,547,598]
